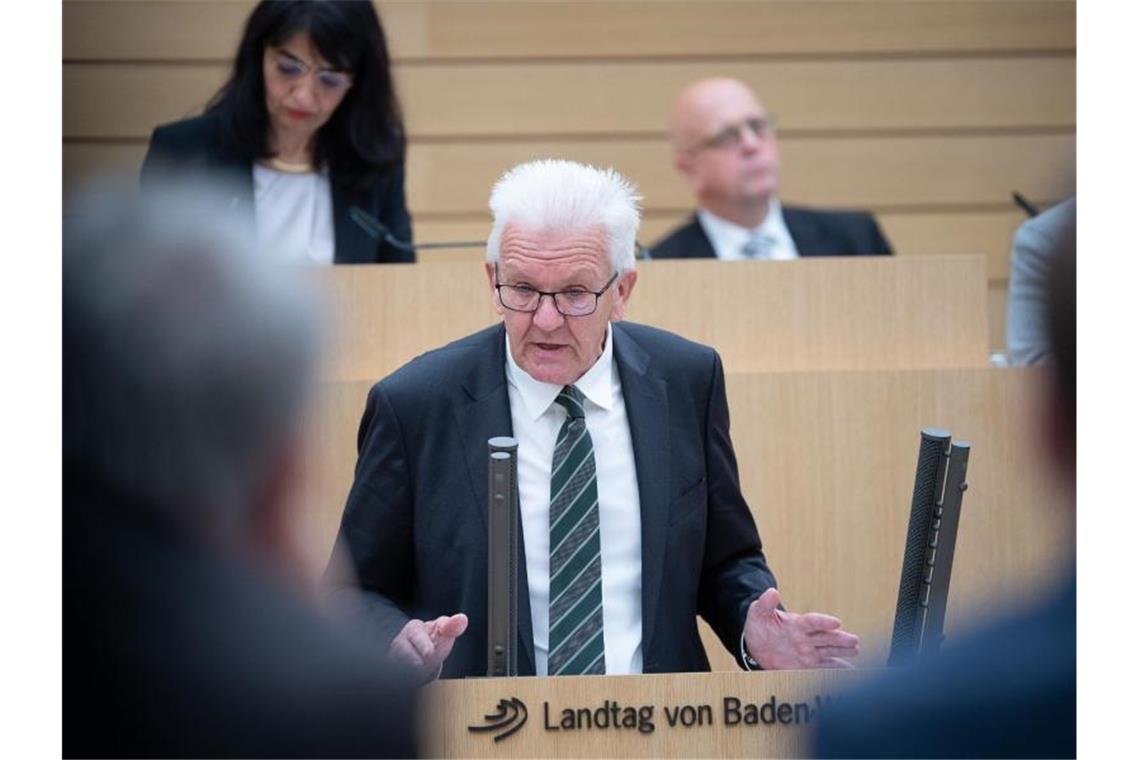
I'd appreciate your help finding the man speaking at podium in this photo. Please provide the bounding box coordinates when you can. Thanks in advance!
[328,159,859,680]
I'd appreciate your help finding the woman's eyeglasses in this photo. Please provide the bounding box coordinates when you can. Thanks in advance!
[271,50,353,93]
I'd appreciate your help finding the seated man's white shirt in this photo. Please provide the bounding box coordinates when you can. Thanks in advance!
[505,322,644,676]
[697,199,799,260]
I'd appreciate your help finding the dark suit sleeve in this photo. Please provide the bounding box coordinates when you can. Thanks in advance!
[696,351,778,667]
[326,382,416,646]
[373,164,415,263]
[862,214,893,256]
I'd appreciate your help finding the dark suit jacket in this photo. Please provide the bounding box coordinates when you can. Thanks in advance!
[649,206,893,259]
[140,112,414,264]
[329,321,778,677]
[64,474,418,758]
[813,571,1076,758]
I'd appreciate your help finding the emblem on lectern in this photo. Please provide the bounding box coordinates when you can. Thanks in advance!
[467,697,529,742]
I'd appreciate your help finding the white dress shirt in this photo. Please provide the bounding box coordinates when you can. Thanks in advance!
[697,199,800,261]
[252,163,336,265]
[505,323,644,675]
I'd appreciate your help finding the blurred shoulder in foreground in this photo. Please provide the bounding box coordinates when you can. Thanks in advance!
[815,212,1076,759]
[63,175,418,758]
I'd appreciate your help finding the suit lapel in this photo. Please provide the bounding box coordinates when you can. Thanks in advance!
[612,325,671,663]
[783,207,824,257]
[455,325,536,674]
[685,216,718,259]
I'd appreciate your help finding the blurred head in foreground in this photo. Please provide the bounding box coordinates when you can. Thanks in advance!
[63,175,321,567]
[813,216,1075,758]
[63,176,416,758]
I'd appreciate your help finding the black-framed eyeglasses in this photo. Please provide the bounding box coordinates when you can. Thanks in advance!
[691,116,777,152]
[493,264,620,317]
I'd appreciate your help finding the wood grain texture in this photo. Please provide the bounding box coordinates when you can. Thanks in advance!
[64,1,1075,61]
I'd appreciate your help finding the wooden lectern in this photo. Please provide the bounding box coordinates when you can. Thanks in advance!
[420,669,865,757]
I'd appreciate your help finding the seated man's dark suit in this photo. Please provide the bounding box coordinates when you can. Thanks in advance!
[330,321,778,677]
[649,206,893,259]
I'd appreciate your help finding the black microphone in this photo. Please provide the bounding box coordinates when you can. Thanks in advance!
[349,206,485,252]
[1011,191,1040,218]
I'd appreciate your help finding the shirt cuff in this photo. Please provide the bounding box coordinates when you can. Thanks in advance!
[740,631,762,671]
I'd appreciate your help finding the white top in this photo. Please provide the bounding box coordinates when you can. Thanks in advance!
[504,324,644,676]
[697,199,800,260]
[252,163,336,265]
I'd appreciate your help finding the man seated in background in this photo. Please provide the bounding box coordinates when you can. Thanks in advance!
[63,178,416,758]
[650,78,892,261]
[813,212,1075,758]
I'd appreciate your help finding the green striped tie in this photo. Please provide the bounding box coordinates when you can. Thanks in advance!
[547,385,605,676]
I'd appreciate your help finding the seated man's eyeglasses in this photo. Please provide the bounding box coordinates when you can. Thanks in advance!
[692,116,777,152]
[494,264,620,317]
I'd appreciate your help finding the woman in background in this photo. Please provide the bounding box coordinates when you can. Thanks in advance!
[142,0,413,264]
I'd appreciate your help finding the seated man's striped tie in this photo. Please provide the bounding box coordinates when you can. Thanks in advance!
[741,232,776,259]
[547,385,605,675]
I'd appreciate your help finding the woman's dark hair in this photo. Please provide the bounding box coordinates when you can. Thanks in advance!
[207,0,405,191]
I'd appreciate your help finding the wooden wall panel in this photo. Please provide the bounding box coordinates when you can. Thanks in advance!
[407,209,1029,281]
[301,368,1070,670]
[62,56,1075,139]
[309,257,988,382]
[879,210,1026,281]
[62,135,1075,217]
[400,134,1075,215]
[62,0,1073,360]
[64,1,1075,61]
[63,63,228,139]
[398,57,1075,137]
[63,142,148,193]
[64,0,253,61]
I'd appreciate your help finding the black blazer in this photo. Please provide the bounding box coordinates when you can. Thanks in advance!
[649,206,893,259]
[329,321,778,677]
[141,112,414,264]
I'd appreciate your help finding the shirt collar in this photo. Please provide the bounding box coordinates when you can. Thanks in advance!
[504,322,616,421]
[697,198,793,258]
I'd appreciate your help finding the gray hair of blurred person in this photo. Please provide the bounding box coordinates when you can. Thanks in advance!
[485,159,643,272]
[63,175,323,540]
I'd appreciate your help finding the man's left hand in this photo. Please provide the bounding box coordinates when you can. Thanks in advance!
[743,588,860,670]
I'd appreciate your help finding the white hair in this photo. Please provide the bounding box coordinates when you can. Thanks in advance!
[486,159,642,271]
